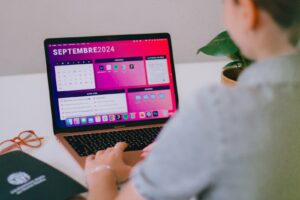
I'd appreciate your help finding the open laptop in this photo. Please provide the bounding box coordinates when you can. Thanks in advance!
[44,33,179,168]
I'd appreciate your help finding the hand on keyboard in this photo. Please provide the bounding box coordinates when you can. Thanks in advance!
[85,142,132,185]
[141,143,155,158]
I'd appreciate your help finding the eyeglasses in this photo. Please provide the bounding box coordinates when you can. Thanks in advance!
[0,130,44,155]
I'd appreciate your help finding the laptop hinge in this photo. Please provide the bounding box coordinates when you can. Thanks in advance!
[113,125,126,129]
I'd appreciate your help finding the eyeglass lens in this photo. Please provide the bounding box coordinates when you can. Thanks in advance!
[19,131,42,147]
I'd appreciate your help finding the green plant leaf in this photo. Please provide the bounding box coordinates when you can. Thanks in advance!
[197,31,239,57]
[223,60,243,70]
[228,51,242,60]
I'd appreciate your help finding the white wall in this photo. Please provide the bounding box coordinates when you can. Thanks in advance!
[0,0,224,76]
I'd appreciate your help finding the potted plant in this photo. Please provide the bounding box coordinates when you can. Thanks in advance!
[197,31,253,86]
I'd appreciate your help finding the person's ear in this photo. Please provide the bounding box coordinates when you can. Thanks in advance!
[239,0,260,30]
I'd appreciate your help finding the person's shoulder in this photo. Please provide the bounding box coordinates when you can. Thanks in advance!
[198,83,277,98]
[194,84,273,113]
[194,84,251,105]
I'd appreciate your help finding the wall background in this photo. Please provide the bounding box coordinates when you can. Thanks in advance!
[0,0,224,76]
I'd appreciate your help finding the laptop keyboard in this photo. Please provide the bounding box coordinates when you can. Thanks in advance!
[64,127,162,157]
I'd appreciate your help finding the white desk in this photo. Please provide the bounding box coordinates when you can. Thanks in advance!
[0,61,224,187]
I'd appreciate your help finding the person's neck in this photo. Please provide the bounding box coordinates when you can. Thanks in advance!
[254,41,297,61]
[251,14,298,61]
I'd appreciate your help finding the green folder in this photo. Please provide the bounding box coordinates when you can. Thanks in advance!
[0,151,87,200]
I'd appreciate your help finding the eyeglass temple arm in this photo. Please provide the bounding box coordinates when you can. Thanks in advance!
[23,137,45,143]
[19,133,44,141]
[0,143,19,155]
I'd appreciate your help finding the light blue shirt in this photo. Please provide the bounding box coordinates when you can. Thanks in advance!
[132,52,300,200]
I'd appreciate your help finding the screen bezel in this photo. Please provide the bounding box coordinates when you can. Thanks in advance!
[44,33,179,134]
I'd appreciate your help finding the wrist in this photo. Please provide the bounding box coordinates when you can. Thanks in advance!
[87,170,119,200]
[87,165,118,189]
[89,171,117,190]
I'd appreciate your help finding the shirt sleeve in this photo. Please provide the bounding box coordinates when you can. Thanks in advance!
[131,86,224,200]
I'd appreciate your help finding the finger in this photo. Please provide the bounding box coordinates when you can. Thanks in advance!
[114,142,128,152]
[142,143,154,152]
[96,150,105,157]
[85,155,95,163]
[84,155,95,169]
[105,147,114,153]
[141,152,148,158]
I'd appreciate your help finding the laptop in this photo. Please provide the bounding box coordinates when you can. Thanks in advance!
[44,33,179,168]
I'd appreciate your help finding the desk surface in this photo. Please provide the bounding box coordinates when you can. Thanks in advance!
[0,61,224,186]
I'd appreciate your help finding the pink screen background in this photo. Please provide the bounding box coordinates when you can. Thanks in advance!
[48,38,177,127]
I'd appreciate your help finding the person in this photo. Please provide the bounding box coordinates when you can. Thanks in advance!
[84,0,300,199]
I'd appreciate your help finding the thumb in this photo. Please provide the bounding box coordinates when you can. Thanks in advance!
[114,142,128,153]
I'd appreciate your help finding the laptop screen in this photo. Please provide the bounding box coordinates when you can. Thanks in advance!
[45,33,178,132]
